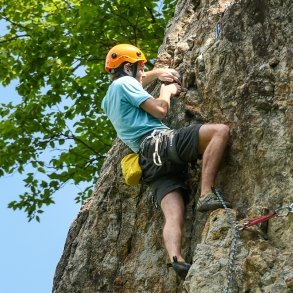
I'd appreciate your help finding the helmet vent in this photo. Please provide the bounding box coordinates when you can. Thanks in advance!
[111,53,117,59]
[136,52,141,57]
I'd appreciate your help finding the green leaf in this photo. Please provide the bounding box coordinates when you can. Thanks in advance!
[0,0,176,221]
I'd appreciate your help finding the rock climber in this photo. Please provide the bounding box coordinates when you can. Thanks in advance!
[101,44,232,280]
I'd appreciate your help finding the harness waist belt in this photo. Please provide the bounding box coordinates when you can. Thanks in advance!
[140,129,185,166]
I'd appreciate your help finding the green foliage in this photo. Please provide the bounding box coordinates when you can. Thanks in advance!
[0,0,176,221]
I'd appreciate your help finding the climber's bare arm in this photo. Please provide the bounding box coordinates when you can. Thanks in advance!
[142,68,181,87]
[140,83,181,119]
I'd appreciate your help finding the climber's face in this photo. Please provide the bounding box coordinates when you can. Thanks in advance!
[135,61,146,84]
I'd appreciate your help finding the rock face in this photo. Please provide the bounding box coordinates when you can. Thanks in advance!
[53,0,293,292]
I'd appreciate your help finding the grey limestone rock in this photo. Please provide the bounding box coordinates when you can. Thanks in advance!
[53,0,293,292]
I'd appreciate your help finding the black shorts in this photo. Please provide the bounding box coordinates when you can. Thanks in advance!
[139,124,202,207]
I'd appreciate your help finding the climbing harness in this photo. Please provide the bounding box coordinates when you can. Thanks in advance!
[236,203,293,230]
[213,186,293,293]
[140,129,185,167]
[212,187,240,293]
[140,129,166,166]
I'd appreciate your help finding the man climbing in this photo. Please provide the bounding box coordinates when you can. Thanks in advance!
[101,44,232,280]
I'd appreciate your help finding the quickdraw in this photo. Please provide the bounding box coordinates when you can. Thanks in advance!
[215,0,242,39]
[212,187,293,293]
[236,203,293,230]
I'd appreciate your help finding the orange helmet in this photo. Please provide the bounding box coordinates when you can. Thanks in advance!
[105,44,147,73]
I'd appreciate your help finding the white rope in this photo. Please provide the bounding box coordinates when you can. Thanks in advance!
[152,131,163,166]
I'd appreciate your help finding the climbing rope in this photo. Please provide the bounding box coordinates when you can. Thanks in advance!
[212,187,240,293]
[212,187,293,293]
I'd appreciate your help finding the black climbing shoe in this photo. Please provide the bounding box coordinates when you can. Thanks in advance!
[196,192,232,212]
[168,256,191,280]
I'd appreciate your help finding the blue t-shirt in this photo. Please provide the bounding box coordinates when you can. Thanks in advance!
[101,76,169,152]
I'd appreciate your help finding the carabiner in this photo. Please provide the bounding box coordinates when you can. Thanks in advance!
[275,205,291,217]
[236,221,249,231]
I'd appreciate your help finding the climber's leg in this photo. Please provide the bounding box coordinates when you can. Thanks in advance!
[161,189,191,279]
[196,124,231,211]
[197,124,230,196]
[161,188,185,262]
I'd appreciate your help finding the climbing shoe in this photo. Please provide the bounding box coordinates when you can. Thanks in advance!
[168,256,191,280]
[196,192,232,212]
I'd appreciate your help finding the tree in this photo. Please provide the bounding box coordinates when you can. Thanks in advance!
[0,0,176,221]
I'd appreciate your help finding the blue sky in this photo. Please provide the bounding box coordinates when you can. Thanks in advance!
[0,174,81,293]
[0,77,84,293]
[0,18,96,292]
